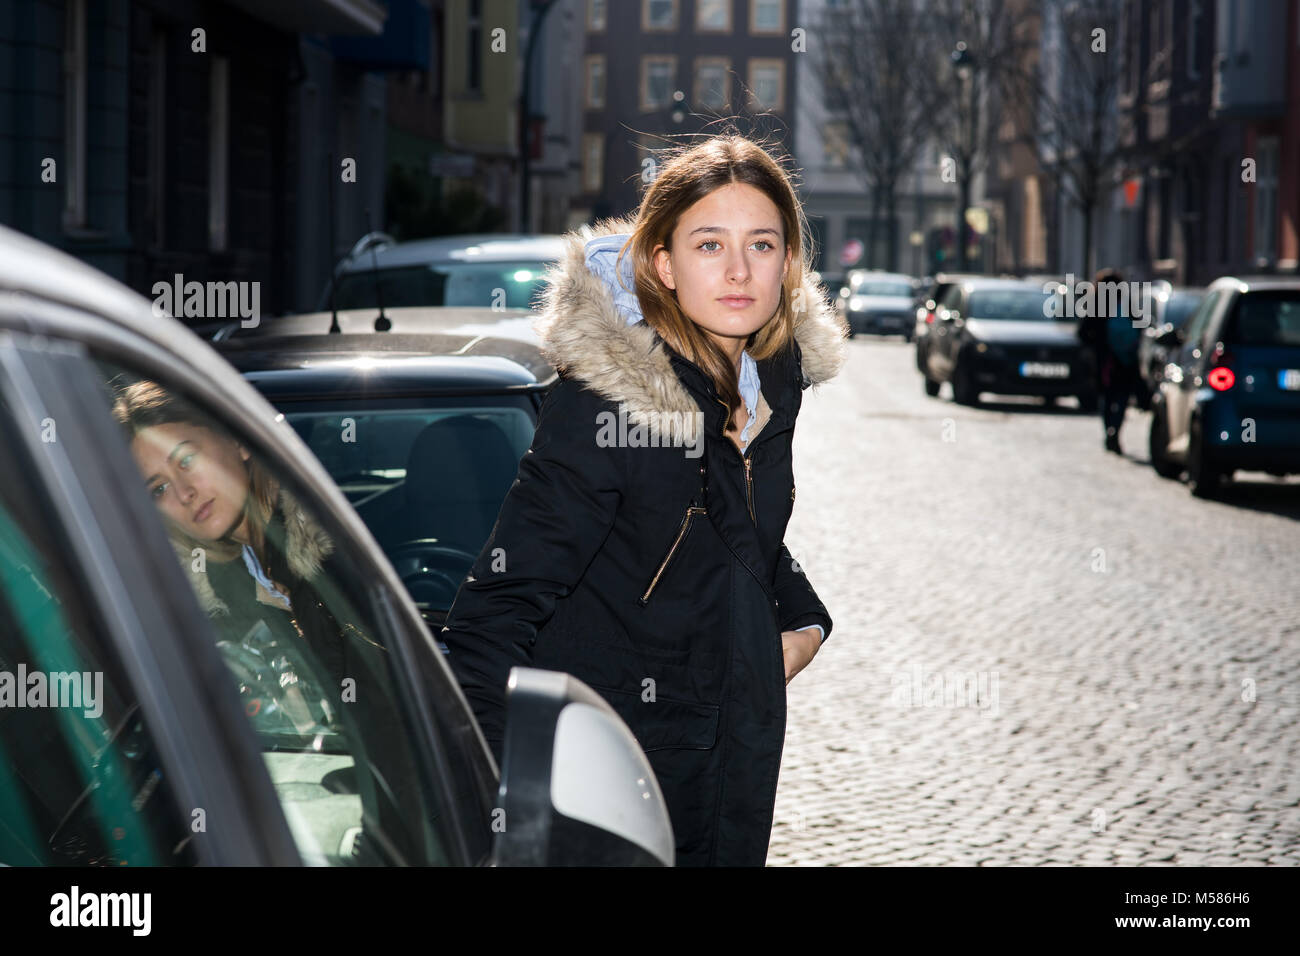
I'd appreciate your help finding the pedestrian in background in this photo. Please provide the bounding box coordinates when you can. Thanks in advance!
[1077,267,1141,454]
[440,133,846,866]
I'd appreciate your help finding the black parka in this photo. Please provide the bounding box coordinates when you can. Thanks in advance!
[440,215,848,866]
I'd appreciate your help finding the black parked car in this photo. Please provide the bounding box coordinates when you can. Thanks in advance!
[920,278,1093,407]
[0,224,673,867]
[1148,276,1300,497]
[214,306,552,632]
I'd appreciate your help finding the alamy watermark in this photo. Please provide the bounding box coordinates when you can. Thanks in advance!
[151,273,260,328]
[1044,273,1158,329]
[595,404,705,459]
[890,662,1000,718]
[0,665,103,719]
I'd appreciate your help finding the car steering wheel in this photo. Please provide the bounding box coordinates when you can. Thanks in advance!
[387,539,479,609]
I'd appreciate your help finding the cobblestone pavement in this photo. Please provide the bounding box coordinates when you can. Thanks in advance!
[768,337,1300,866]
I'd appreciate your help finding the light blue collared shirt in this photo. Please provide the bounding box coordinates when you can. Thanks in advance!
[584,234,821,645]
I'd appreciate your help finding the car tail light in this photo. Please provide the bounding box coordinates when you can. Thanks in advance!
[1207,343,1234,391]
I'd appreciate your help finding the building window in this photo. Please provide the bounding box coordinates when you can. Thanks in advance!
[467,0,482,93]
[694,58,731,111]
[208,56,229,252]
[643,0,677,31]
[750,0,784,35]
[588,0,607,31]
[1254,136,1279,261]
[582,133,604,192]
[822,120,849,169]
[62,0,87,231]
[748,58,785,111]
[585,55,606,109]
[640,55,676,111]
[697,0,731,31]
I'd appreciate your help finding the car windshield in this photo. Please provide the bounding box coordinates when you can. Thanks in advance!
[1228,291,1300,347]
[1164,292,1203,328]
[854,280,913,297]
[967,289,1056,321]
[329,261,551,311]
[280,399,536,612]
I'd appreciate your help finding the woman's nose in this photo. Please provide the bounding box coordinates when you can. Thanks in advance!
[726,252,750,282]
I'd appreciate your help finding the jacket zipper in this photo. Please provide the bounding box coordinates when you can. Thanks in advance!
[717,396,757,525]
[637,505,707,606]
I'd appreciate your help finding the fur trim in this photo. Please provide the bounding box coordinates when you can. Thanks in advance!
[174,488,334,618]
[533,215,848,442]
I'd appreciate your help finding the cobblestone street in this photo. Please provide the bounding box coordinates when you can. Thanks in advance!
[769,337,1300,866]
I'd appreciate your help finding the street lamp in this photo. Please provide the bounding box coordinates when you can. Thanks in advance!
[950,41,977,271]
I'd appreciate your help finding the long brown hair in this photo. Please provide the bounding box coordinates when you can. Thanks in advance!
[111,380,279,564]
[615,133,814,423]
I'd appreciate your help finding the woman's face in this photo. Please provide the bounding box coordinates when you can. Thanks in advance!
[653,182,792,353]
[130,421,252,543]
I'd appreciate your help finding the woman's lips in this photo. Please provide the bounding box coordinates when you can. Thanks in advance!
[719,296,754,308]
[194,499,214,523]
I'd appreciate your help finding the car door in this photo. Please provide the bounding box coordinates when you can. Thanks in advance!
[0,299,497,864]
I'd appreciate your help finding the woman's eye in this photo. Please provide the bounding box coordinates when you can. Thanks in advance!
[179,453,195,469]
[699,240,720,252]
[752,240,773,251]
[149,482,168,500]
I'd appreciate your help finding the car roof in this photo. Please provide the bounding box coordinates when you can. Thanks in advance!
[214,306,556,389]
[958,277,1050,291]
[1208,275,1300,293]
[335,234,566,273]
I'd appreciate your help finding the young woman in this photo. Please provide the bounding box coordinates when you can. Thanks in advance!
[111,380,349,688]
[440,135,847,866]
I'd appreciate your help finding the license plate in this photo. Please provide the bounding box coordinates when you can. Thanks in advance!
[1019,361,1069,378]
[1280,369,1300,391]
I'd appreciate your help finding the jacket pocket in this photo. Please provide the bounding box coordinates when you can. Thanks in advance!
[637,505,707,606]
[588,685,720,752]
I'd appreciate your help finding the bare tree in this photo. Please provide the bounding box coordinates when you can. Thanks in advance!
[809,0,948,272]
[1004,0,1129,276]
[930,0,1036,270]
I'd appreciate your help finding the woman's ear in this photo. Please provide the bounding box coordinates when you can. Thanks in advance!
[653,244,676,291]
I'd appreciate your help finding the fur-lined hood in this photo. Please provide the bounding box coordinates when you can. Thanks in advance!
[175,487,334,618]
[533,214,848,442]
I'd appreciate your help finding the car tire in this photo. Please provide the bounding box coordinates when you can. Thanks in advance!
[923,375,941,397]
[1147,405,1181,479]
[952,358,979,406]
[1187,420,1227,498]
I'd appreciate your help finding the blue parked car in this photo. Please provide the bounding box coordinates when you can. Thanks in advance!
[1148,276,1300,497]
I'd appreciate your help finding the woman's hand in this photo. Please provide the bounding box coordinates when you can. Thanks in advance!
[781,629,821,686]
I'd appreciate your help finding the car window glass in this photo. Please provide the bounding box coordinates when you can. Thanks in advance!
[96,364,456,866]
[1226,292,1300,347]
[1181,291,1221,351]
[0,396,193,866]
[967,290,1055,321]
[281,402,532,613]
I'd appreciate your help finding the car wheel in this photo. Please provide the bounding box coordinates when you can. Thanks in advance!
[1187,420,1227,498]
[1147,405,1181,479]
[952,358,979,406]
[923,375,941,397]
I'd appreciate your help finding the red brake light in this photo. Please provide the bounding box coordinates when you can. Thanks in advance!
[1207,366,1235,391]
[926,312,935,325]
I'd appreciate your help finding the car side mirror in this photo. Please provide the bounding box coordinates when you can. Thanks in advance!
[492,668,674,866]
